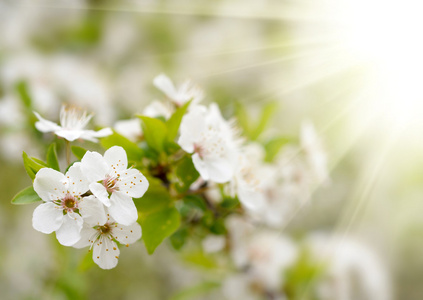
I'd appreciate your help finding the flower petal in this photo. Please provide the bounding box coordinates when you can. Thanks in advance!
[93,236,120,269]
[112,221,142,245]
[79,128,113,142]
[104,146,128,171]
[89,182,111,207]
[54,129,85,141]
[108,192,138,226]
[32,202,63,234]
[33,168,67,201]
[178,105,207,153]
[79,195,107,226]
[80,151,109,182]
[153,73,177,99]
[55,213,83,246]
[66,162,89,195]
[118,169,149,198]
[34,111,61,133]
[73,224,97,249]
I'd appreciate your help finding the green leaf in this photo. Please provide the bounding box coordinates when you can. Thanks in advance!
[166,100,191,142]
[135,177,173,215]
[138,116,168,153]
[46,143,60,171]
[251,102,278,140]
[170,281,221,300]
[174,156,200,193]
[264,136,292,162]
[11,186,42,205]
[235,102,253,138]
[141,207,181,254]
[22,152,47,180]
[71,146,88,161]
[182,250,217,269]
[100,131,144,162]
[169,227,189,250]
[15,81,32,108]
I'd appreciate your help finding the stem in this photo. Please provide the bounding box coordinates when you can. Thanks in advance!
[65,140,71,165]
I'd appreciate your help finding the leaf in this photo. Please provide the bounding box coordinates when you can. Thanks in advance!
[100,131,143,162]
[141,207,181,254]
[181,250,217,269]
[138,116,168,153]
[15,81,32,108]
[169,227,189,250]
[264,136,292,162]
[46,143,60,171]
[22,152,47,180]
[170,281,221,300]
[251,102,278,140]
[174,156,200,193]
[235,102,253,138]
[166,100,191,142]
[71,146,88,161]
[135,177,173,215]
[11,186,42,205]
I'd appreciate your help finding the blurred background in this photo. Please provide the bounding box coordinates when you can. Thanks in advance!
[1,0,422,299]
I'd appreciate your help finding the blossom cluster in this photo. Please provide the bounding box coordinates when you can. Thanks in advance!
[32,146,148,269]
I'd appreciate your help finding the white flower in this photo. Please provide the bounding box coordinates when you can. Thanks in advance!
[32,164,102,246]
[202,234,226,253]
[153,73,204,106]
[114,118,143,142]
[301,121,330,184]
[143,100,174,119]
[178,103,239,183]
[34,104,112,142]
[226,216,298,291]
[73,210,142,269]
[307,233,392,300]
[80,146,149,226]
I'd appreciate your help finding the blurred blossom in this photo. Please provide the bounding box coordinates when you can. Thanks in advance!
[201,234,226,254]
[114,118,143,142]
[307,233,392,300]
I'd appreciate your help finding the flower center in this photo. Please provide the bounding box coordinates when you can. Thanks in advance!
[103,175,119,193]
[100,223,112,234]
[60,193,79,213]
[60,104,92,130]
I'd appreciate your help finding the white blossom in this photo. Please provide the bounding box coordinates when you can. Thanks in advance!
[153,73,204,106]
[32,164,101,246]
[306,233,392,300]
[178,103,239,183]
[73,209,142,270]
[34,104,112,142]
[80,146,149,226]
[114,118,143,142]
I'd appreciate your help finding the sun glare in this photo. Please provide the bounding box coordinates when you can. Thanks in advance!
[335,0,423,133]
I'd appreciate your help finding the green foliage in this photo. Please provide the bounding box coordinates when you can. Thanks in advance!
[264,136,292,162]
[100,131,144,162]
[166,100,191,142]
[22,151,48,180]
[140,207,181,254]
[283,248,327,300]
[236,101,278,141]
[135,177,173,214]
[182,250,217,269]
[138,116,168,153]
[15,81,32,108]
[170,281,221,300]
[169,227,189,250]
[11,186,42,205]
[46,143,60,171]
[71,146,88,161]
[174,155,200,193]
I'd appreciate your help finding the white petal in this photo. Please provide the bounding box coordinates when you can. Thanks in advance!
[177,105,207,153]
[34,111,61,133]
[32,202,63,234]
[73,224,97,249]
[104,146,128,171]
[65,162,89,195]
[89,182,111,207]
[93,236,120,269]
[79,195,107,226]
[153,74,177,99]
[33,168,67,201]
[79,128,113,142]
[54,129,85,141]
[55,213,83,246]
[118,169,149,198]
[112,221,142,245]
[114,119,142,142]
[80,151,109,182]
[108,192,138,226]
[196,155,235,183]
